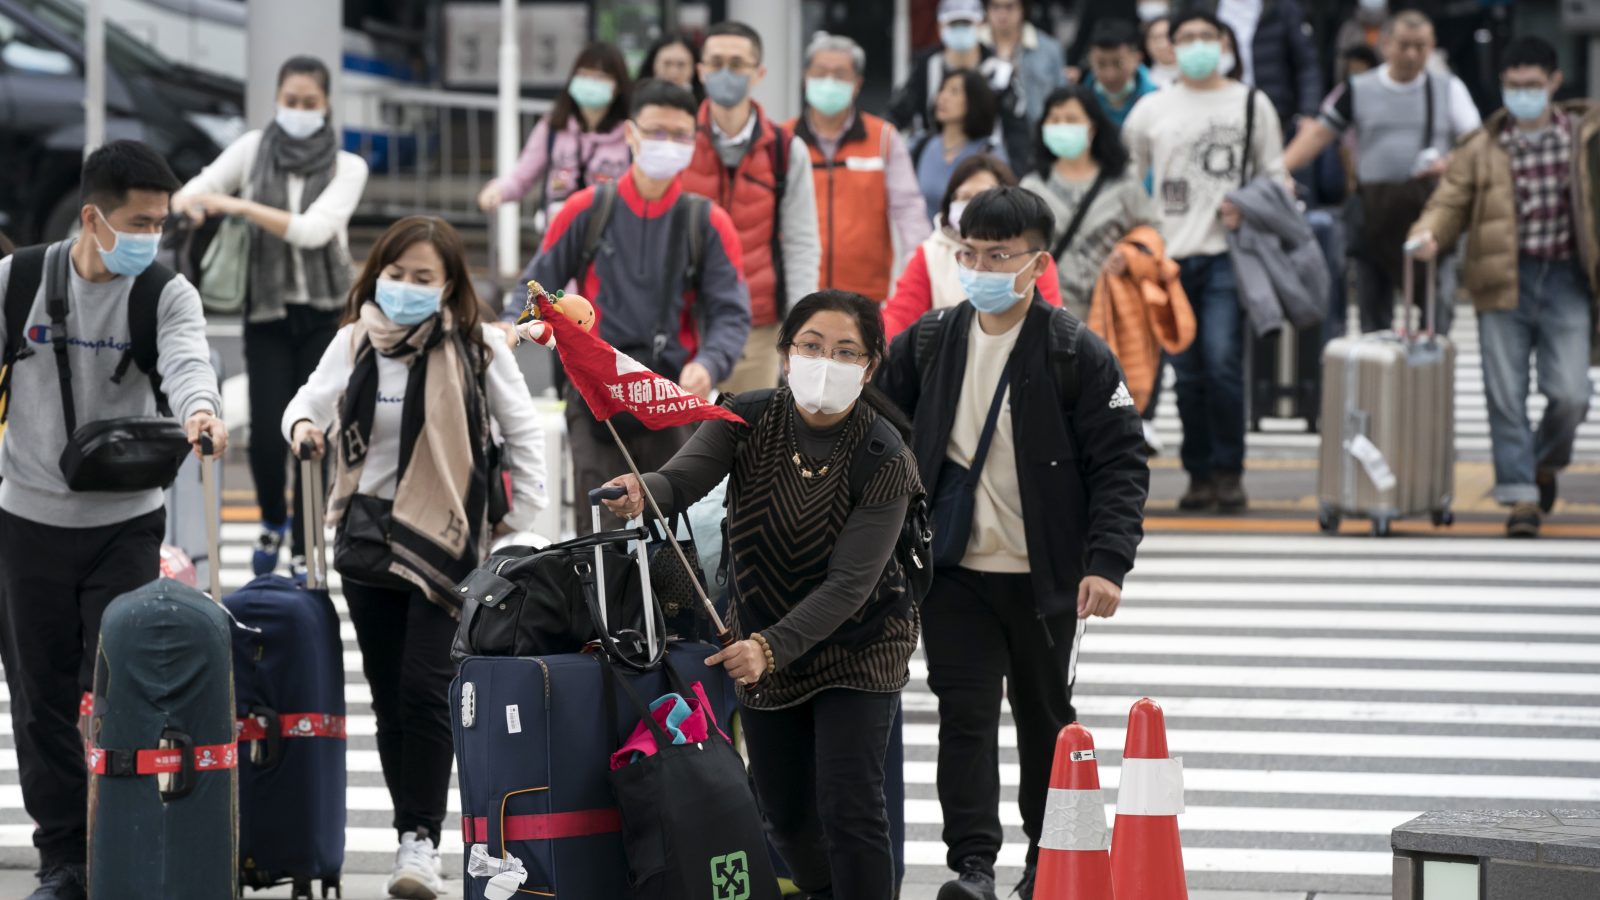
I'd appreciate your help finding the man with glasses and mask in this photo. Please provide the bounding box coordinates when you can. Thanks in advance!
[876,186,1148,900]
[0,140,228,900]
[682,21,820,395]
[526,79,751,533]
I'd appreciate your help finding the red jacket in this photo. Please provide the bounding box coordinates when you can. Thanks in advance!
[681,102,785,327]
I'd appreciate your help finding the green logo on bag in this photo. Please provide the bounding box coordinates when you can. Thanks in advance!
[710,850,750,900]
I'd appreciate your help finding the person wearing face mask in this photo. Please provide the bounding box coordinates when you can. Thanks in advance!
[1192,0,1321,139]
[0,140,228,900]
[284,216,547,899]
[787,32,931,302]
[1081,18,1160,128]
[1141,13,1181,87]
[478,42,634,223]
[978,0,1068,128]
[602,290,924,900]
[1122,10,1286,513]
[889,0,1035,177]
[173,55,369,578]
[1409,36,1600,539]
[884,154,1065,339]
[681,21,821,396]
[525,79,751,534]
[876,186,1148,900]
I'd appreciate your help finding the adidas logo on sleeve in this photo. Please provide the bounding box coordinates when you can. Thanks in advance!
[1108,381,1135,410]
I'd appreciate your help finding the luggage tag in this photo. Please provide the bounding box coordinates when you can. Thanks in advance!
[467,844,528,900]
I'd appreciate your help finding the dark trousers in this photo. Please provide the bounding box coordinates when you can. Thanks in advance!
[564,385,691,535]
[245,305,339,555]
[922,567,1082,870]
[0,507,164,867]
[1172,254,1247,476]
[743,688,900,900]
[342,581,457,842]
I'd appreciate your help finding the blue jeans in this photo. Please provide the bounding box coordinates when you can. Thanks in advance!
[1173,254,1246,476]
[1478,255,1595,504]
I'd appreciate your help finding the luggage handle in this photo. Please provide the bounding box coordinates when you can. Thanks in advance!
[1401,239,1438,341]
[576,560,667,672]
[155,728,197,802]
[245,706,285,770]
[198,434,223,601]
[297,440,328,590]
[587,486,658,660]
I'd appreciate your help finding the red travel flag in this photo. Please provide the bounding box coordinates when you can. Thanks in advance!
[538,294,745,430]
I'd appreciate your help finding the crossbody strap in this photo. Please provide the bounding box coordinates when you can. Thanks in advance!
[964,368,1011,489]
[1422,72,1436,153]
[1050,169,1110,260]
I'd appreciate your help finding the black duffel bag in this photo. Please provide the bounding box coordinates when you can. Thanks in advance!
[452,527,662,669]
[59,416,189,493]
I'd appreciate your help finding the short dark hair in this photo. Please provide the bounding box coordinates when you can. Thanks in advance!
[550,42,633,133]
[705,21,763,64]
[778,289,911,437]
[1169,10,1224,39]
[80,140,181,211]
[1501,36,1559,75]
[1089,18,1142,52]
[960,185,1055,249]
[984,0,1028,10]
[630,78,699,119]
[939,153,1018,226]
[277,55,331,95]
[939,68,999,143]
[1342,45,1381,71]
[1034,85,1130,180]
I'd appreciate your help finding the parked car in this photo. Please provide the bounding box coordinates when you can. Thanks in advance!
[0,0,244,243]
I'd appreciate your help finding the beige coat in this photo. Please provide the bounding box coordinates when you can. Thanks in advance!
[1410,101,1600,339]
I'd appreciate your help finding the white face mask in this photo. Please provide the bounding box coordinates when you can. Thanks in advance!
[947,200,969,230]
[275,105,326,140]
[787,354,866,415]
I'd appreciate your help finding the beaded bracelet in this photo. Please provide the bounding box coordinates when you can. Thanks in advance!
[750,632,777,674]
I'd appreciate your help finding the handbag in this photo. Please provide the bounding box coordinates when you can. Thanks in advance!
[601,659,781,900]
[198,215,251,315]
[930,368,1010,567]
[486,441,511,526]
[332,494,405,588]
[647,514,706,621]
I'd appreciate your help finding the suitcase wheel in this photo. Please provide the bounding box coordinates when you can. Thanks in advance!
[291,878,312,900]
[1371,517,1393,538]
[1317,506,1341,535]
[322,877,341,899]
[1431,509,1454,528]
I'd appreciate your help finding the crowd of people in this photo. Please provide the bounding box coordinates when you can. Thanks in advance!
[0,1,1593,899]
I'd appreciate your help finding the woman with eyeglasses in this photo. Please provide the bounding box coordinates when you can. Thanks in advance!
[601,290,923,900]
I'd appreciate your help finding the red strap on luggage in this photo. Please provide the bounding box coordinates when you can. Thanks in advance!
[86,742,238,775]
[462,809,622,843]
[236,712,348,742]
[79,692,94,719]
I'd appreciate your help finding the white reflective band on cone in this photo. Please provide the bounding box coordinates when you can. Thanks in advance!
[1115,756,1185,816]
[1039,787,1110,851]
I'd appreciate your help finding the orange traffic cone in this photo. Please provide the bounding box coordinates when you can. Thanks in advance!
[1035,723,1115,900]
[1109,698,1187,899]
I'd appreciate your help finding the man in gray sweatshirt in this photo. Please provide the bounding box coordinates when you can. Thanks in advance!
[0,140,227,900]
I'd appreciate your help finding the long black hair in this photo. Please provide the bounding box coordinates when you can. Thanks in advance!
[1033,85,1130,180]
[639,31,703,103]
[548,42,632,134]
[937,68,999,143]
[777,290,912,439]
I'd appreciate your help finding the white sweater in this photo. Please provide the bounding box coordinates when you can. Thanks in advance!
[175,129,369,303]
[282,323,550,532]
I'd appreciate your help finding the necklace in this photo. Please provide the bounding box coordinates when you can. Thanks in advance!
[788,406,850,479]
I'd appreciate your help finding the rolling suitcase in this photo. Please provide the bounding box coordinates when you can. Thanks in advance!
[87,438,239,900]
[227,443,346,897]
[452,487,739,900]
[1317,245,1456,536]
[1249,322,1323,433]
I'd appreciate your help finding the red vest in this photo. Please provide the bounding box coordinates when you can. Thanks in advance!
[788,111,895,301]
[682,102,784,327]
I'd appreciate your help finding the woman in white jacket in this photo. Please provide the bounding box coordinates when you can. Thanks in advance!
[174,55,370,577]
[283,216,547,900]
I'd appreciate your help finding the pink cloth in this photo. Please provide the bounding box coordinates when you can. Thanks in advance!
[610,680,731,770]
[498,117,633,211]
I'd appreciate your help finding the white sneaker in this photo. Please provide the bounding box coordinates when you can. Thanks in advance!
[387,831,443,899]
[1142,419,1165,456]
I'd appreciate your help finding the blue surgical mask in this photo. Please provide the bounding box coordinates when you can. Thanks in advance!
[1504,88,1549,124]
[92,208,161,277]
[567,74,615,110]
[375,278,444,326]
[942,24,980,52]
[958,257,1037,314]
[705,68,751,108]
[1176,40,1222,81]
[1043,123,1091,160]
[805,77,855,116]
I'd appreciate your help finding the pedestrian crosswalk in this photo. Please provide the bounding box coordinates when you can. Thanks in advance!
[1,526,1595,897]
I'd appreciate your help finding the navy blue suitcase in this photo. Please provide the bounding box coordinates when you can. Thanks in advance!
[227,450,346,897]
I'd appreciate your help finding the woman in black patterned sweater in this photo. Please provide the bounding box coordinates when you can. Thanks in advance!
[603,290,923,900]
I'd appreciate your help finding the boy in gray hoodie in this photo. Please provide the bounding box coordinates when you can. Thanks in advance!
[0,140,227,900]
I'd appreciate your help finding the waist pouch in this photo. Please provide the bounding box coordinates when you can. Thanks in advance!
[333,494,406,588]
[59,417,190,492]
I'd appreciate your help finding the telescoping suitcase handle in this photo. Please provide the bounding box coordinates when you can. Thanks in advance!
[1401,239,1439,340]
[297,440,328,590]
[198,434,223,601]
[588,485,661,669]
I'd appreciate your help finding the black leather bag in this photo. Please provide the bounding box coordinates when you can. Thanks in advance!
[58,417,190,493]
[332,494,406,588]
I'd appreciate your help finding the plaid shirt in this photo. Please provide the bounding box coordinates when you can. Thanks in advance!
[1502,108,1575,259]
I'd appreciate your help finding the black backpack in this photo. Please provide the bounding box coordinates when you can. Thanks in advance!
[718,390,933,604]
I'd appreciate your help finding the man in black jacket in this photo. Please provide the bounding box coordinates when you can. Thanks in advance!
[876,187,1148,900]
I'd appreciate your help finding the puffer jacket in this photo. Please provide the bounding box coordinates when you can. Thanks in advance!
[1411,101,1600,335]
[1088,226,1196,413]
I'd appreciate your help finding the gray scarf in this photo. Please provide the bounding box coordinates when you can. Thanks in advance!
[246,121,351,322]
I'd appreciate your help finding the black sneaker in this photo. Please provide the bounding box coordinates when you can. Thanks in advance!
[1537,468,1558,514]
[26,865,86,900]
[1214,470,1249,514]
[1506,502,1541,539]
[1177,475,1215,511]
[937,855,999,900]
[1013,864,1036,900]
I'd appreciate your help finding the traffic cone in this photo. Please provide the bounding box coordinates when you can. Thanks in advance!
[1034,723,1115,900]
[1109,698,1187,899]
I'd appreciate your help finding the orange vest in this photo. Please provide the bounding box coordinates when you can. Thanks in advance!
[787,112,895,301]
[682,102,784,327]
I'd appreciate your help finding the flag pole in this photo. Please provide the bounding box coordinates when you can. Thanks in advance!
[602,419,732,645]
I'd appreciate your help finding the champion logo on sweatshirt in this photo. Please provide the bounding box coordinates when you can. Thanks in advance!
[24,324,130,354]
[1108,381,1135,410]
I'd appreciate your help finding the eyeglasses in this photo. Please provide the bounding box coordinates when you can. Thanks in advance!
[791,341,867,367]
[703,59,756,76]
[956,247,1042,271]
[634,127,696,145]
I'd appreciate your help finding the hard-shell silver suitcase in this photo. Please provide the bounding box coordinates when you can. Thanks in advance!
[1316,245,1455,536]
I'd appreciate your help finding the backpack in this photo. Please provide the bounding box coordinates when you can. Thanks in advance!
[718,390,933,605]
[912,305,1084,411]
[576,180,712,295]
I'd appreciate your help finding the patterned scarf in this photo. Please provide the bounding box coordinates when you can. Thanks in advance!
[327,303,489,610]
[246,120,351,322]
